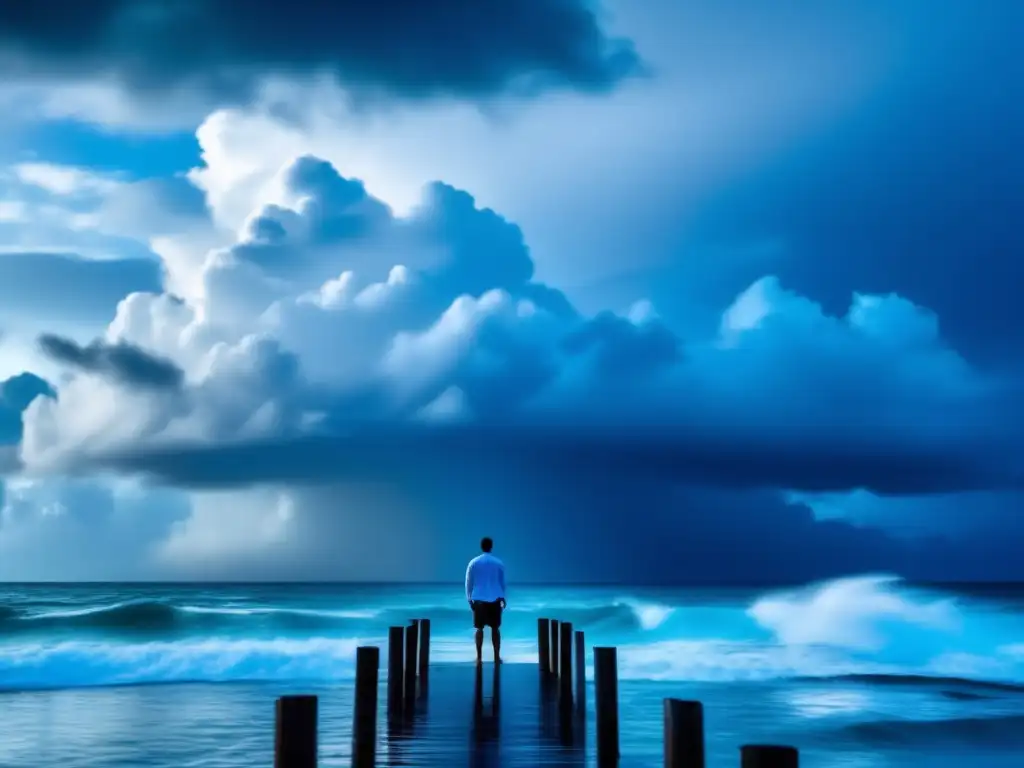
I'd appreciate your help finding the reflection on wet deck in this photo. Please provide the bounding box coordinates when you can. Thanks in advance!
[382,663,586,768]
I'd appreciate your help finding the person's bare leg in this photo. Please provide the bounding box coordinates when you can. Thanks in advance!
[475,628,484,664]
[492,627,502,663]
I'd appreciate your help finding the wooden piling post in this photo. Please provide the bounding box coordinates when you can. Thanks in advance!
[550,619,561,676]
[352,646,379,768]
[595,646,619,764]
[664,699,704,768]
[538,618,551,674]
[559,621,573,710]
[274,694,317,768]
[404,620,419,706]
[574,630,585,714]
[740,745,799,768]
[387,626,404,714]
[418,618,431,683]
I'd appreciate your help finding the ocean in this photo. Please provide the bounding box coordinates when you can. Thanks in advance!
[0,575,1022,767]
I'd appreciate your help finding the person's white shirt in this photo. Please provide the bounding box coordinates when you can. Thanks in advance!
[465,553,506,603]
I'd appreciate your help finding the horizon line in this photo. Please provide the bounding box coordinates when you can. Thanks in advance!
[0,579,1021,587]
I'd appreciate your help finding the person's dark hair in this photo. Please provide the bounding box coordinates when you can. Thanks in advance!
[480,537,493,553]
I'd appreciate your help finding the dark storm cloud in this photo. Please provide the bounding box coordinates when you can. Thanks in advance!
[0,0,640,103]
[79,422,1020,497]
[38,334,184,390]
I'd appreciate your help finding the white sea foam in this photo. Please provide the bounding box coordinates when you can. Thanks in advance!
[621,600,675,630]
[0,637,364,689]
[747,574,959,651]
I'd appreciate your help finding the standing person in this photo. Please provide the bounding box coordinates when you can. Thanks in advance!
[465,537,506,665]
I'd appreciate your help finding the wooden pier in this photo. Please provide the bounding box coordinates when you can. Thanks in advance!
[273,617,800,767]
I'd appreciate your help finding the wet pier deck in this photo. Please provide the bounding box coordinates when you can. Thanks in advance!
[381,662,588,768]
[274,620,801,767]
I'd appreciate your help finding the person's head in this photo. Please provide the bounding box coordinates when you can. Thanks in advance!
[480,537,493,553]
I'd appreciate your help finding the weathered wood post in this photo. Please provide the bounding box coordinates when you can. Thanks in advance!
[550,619,561,676]
[538,618,551,674]
[418,618,431,684]
[740,745,799,767]
[559,621,574,711]
[404,619,419,707]
[275,694,317,768]
[595,646,619,765]
[387,626,404,714]
[352,646,379,768]
[664,699,704,768]
[574,630,585,714]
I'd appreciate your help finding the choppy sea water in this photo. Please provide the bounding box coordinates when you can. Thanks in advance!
[0,576,1023,766]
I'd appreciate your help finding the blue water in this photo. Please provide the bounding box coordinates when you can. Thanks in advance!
[1,575,1023,766]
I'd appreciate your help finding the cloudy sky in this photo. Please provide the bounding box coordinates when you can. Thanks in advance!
[0,0,1019,582]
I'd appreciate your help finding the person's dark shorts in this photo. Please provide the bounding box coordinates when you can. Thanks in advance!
[472,599,503,629]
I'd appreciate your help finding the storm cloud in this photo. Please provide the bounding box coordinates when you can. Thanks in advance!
[0,0,640,104]
[38,334,184,390]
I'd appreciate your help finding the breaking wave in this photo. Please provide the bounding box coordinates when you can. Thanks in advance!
[1,575,1023,692]
[1,597,674,637]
